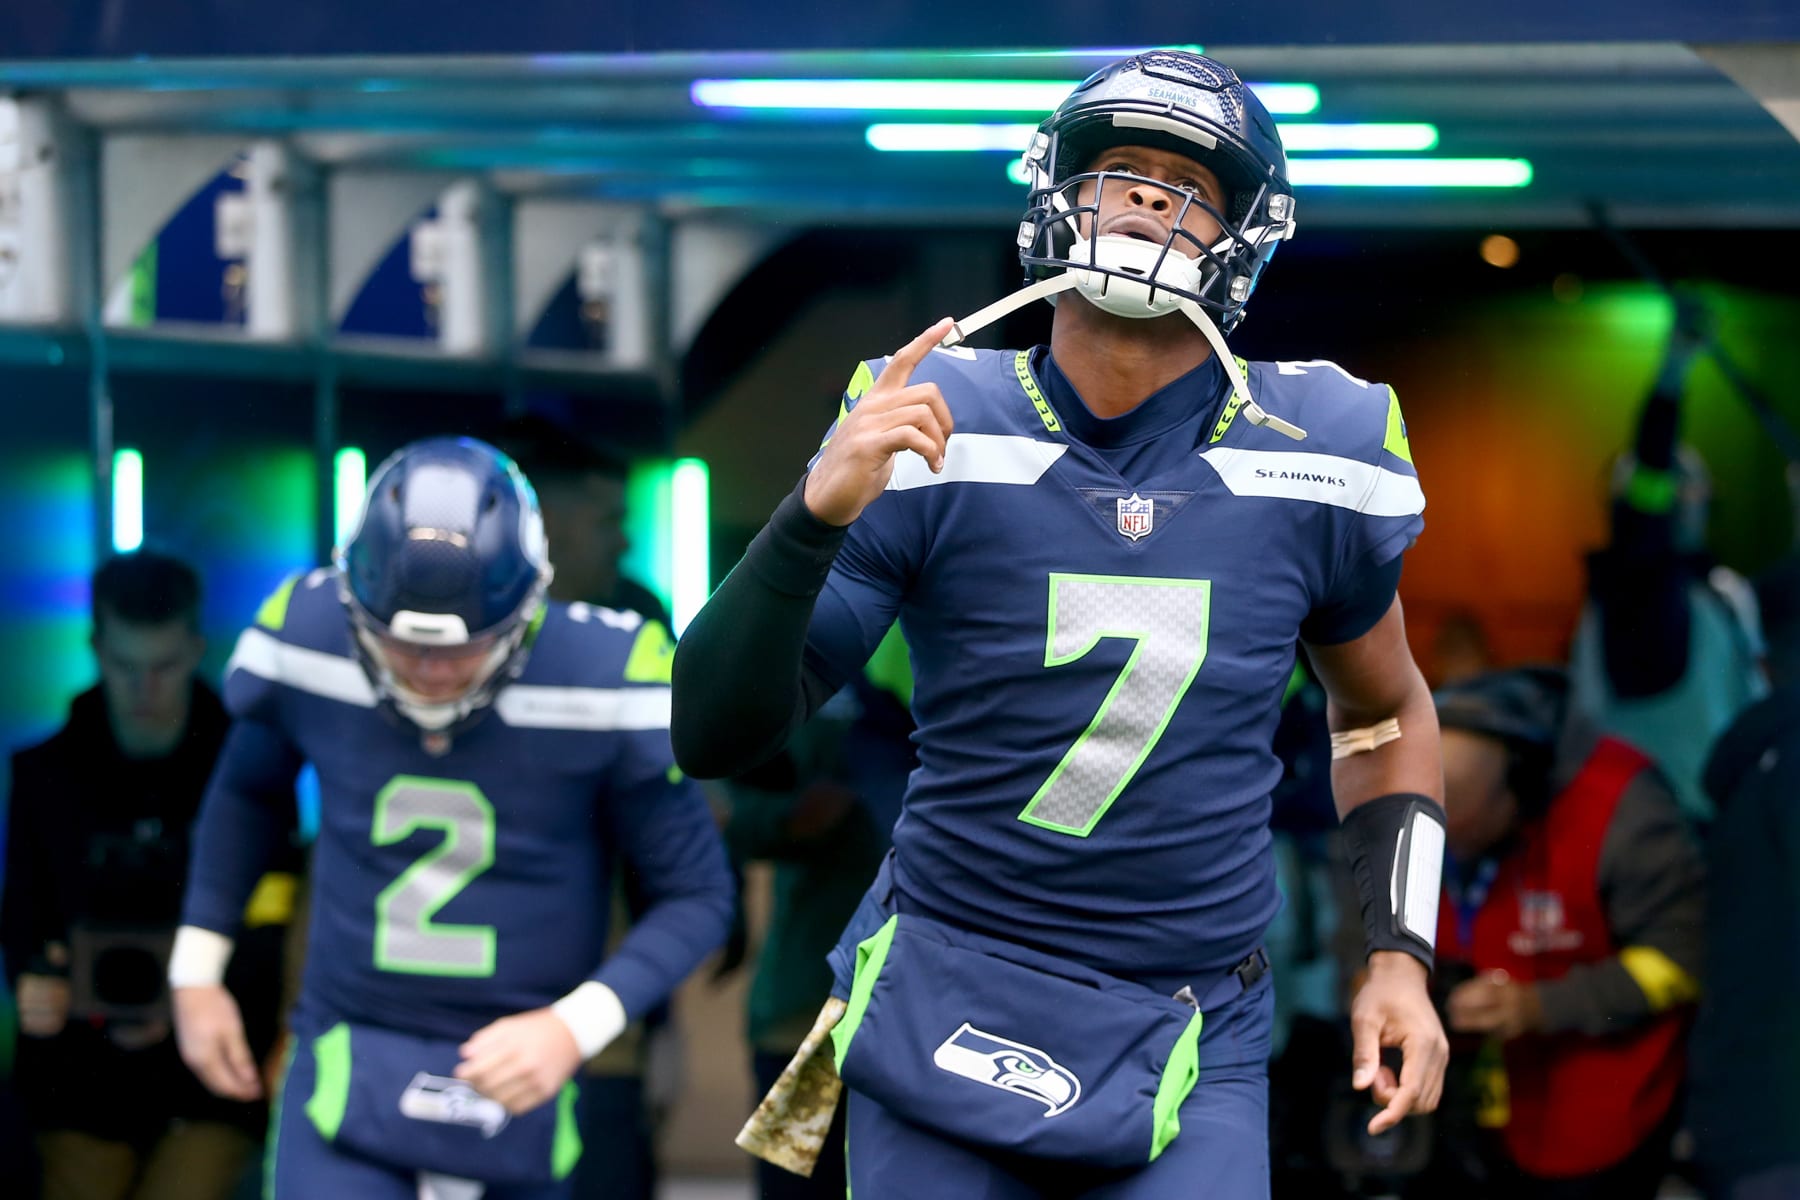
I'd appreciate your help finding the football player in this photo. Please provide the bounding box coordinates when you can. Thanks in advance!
[674,49,1447,1196]
[169,437,734,1199]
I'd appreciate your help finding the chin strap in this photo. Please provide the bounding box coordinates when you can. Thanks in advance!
[938,274,1307,442]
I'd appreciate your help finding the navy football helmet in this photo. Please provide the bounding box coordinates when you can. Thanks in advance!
[1016,49,1295,333]
[337,437,551,735]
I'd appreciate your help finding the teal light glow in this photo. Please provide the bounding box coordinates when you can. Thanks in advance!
[670,458,710,636]
[693,79,1319,116]
[873,121,1438,154]
[1006,158,1033,185]
[1284,158,1532,188]
[334,447,367,548]
[112,449,143,552]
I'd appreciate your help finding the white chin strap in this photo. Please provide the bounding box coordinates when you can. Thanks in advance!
[942,251,1307,442]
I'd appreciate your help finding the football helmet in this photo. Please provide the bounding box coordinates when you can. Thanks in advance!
[941,49,1305,440]
[338,436,551,736]
[1018,49,1295,331]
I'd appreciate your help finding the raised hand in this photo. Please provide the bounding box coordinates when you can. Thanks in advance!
[803,317,958,527]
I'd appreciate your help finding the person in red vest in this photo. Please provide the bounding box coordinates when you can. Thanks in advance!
[1429,665,1705,1199]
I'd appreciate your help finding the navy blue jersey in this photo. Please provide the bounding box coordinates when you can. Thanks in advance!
[183,569,732,1040]
[806,346,1423,987]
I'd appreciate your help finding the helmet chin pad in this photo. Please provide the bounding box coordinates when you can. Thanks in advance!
[1064,233,1205,318]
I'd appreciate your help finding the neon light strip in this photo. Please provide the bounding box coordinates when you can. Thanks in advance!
[333,447,366,548]
[112,449,143,552]
[669,458,710,636]
[693,79,1320,116]
[1284,157,1532,187]
[869,122,1439,153]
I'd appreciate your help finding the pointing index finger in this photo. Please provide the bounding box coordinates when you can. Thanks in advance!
[875,317,956,389]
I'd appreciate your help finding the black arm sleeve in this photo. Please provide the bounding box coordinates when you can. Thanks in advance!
[670,478,853,779]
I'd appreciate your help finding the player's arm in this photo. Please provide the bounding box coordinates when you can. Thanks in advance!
[671,318,954,779]
[458,731,735,1115]
[1304,590,1449,1136]
[170,717,304,1102]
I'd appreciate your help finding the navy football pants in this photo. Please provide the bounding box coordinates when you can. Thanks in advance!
[267,1035,573,1200]
[846,977,1274,1198]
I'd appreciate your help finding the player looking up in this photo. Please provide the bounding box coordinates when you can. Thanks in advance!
[171,437,733,1199]
[674,49,1447,1196]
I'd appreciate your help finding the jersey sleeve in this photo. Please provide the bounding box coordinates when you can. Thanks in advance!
[591,651,736,1020]
[181,718,306,936]
[1309,381,1425,642]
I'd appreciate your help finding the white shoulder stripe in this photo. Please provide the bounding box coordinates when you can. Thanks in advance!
[887,433,1066,491]
[495,685,672,731]
[226,627,377,707]
[1199,447,1425,517]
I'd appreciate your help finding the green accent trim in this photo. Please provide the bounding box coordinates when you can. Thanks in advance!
[1208,358,1251,444]
[831,914,900,1073]
[254,574,302,632]
[1018,574,1211,837]
[1623,464,1680,515]
[823,361,877,448]
[552,1081,585,1179]
[623,619,676,684]
[1382,386,1415,465]
[303,1023,352,1144]
[862,622,914,707]
[666,763,685,784]
[1281,662,1308,708]
[1149,1011,1205,1161]
[372,776,498,977]
[1014,350,1062,433]
[264,1039,295,1200]
[523,604,548,648]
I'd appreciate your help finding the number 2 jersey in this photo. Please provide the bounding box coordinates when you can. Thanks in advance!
[182,569,734,1040]
[806,345,1424,989]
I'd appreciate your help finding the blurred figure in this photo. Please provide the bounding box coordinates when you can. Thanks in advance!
[1430,611,1493,690]
[723,626,913,1200]
[1,551,298,1200]
[1569,296,1767,828]
[169,439,732,1199]
[491,413,678,1200]
[1686,556,1800,1199]
[491,413,669,624]
[1425,666,1705,1199]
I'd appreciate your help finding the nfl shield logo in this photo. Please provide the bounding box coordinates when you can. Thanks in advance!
[1116,494,1154,541]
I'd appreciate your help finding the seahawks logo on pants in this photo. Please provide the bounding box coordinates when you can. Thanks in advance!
[398,1072,511,1138]
[932,1023,1083,1116]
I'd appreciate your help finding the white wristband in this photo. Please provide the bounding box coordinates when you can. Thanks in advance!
[167,925,235,988]
[550,981,628,1060]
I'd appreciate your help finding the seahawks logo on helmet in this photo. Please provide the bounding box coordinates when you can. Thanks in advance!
[398,1072,512,1138]
[932,1023,1083,1117]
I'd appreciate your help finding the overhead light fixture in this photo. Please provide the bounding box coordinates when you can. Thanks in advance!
[1480,234,1521,268]
[111,449,143,553]
[1284,158,1533,188]
[872,121,1438,154]
[694,79,1319,116]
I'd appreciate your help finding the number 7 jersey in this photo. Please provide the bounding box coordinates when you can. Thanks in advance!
[805,345,1424,987]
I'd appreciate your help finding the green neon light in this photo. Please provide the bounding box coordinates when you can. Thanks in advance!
[333,447,366,548]
[692,79,1319,116]
[669,458,710,636]
[1284,157,1532,188]
[111,448,143,552]
[871,121,1438,154]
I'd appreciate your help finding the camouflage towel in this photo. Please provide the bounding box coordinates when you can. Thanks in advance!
[735,997,847,1176]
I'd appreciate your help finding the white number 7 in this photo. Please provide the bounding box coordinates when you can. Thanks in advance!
[1019,574,1211,837]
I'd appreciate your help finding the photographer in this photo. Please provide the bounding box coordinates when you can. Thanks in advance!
[1,552,297,1200]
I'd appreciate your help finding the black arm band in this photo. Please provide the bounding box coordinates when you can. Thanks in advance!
[1339,792,1446,973]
